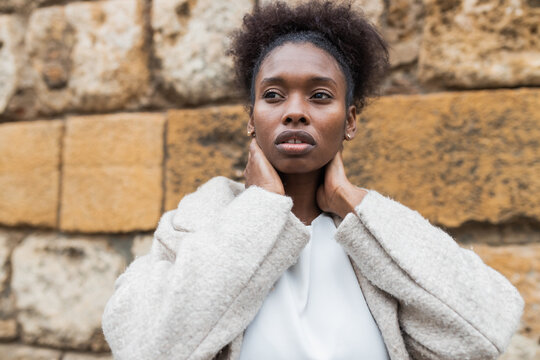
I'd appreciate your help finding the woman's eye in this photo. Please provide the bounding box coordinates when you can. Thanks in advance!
[311,92,332,100]
[263,91,283,99]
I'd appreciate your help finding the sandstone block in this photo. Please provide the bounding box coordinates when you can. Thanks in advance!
[0,15,25,115]
[165,89,539,226]
[165,106,249,210]
[346,88,540,227]
[472,244,540,341]
[25,0,149,115]
[12,233,126,351]
[61,167,163,233]
[419,0,540,88]
[0,344,61,360]
[61,113,165,233]
[451,221,540,246]
[0,120,62,227]
[152,0,253,106]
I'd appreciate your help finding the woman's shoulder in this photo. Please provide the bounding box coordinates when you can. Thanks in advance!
[177,176,245,207]
[168,176,245,230]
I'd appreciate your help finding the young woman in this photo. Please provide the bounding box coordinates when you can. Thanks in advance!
[102,2,523,359]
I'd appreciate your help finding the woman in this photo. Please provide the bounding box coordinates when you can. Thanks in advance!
[102,1,523,359]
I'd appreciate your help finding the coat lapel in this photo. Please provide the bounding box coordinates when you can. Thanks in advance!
[349,258,410,360]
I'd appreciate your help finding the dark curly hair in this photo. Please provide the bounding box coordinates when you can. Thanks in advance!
[228,0,389,111]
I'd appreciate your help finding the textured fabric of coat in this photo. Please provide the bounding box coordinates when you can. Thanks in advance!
[102,176,524,360]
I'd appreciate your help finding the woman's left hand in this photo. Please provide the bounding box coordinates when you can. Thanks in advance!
[316,151,368,219]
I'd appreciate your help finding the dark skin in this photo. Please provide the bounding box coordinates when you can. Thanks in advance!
[244,42,367,224]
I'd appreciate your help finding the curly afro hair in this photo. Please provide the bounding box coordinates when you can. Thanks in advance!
[228,0,389,111]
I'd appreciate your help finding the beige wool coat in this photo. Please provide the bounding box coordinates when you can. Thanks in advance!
[102,176,524,360]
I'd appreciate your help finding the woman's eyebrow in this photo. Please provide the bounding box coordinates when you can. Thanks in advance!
[261,77,285,86]
[308,77,337,87]
[260,76,337,86]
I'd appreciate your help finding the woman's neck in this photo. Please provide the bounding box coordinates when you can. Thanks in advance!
[280,170,322,225]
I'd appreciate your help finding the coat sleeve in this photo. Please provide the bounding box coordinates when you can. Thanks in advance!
[334,190,524,360]
[102,185,309,360]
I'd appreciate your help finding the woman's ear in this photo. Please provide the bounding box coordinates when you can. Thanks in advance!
[247,116,255,136]
[345,105,357,140]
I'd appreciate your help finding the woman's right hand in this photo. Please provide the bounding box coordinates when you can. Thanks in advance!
[244,138,285,195]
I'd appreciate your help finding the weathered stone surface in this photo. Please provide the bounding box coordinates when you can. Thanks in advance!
[132,234,153,258]
[0,0,20,12]
[0,288,16,325]
[472,244,540,341]
[451,221,540,245]
[152,0,253,106]
[0,230,22,289]
[0,230,23,340]
[165,106,249,210]
[259,0,383,26]
[499,334,539,360]
[63,353,113,360]
[353,0,384,25]
[0,15,25,115]
[0,0,50,12]
[0,120,62,227]
[61,113,165,233]
[419,0,540,88]
[346,88,540,227]
[24,0,149,115]
[381,0,423,67]
[12,233,126,351]
[0,344,61,360]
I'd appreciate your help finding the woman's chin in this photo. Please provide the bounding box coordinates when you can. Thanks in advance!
[273,161,324,176]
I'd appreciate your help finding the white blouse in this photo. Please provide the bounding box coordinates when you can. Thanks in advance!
[239,212,389,360]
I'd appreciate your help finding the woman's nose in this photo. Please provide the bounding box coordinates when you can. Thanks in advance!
[281,96,310,125]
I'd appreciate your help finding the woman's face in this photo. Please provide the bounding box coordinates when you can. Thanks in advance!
[249,42,356,175]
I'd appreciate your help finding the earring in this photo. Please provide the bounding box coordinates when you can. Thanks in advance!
[247,129,256,137]
[345,133,352,141]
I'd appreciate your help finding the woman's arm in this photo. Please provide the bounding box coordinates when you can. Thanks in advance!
[102,179,309,360]
[334,190,524,360]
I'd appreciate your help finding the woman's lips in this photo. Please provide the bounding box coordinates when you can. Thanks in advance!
[276,142,315,155]
[274,130,316,155]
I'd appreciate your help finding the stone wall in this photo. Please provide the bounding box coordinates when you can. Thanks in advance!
[0,0,538,358]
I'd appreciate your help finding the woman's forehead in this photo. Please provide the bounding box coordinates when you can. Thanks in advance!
[256,42,345,86]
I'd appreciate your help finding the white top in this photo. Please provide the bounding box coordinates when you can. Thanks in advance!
[239,213,389,360]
